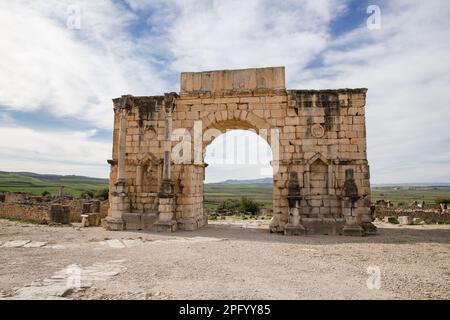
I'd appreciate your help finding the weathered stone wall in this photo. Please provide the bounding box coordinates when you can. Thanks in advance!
[0,202,48,223]
[106,66,374,235]
[3,192,28,203]
[0,196,109,224]
[375,208,450,222]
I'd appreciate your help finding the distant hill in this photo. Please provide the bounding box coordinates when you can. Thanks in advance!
[214,178,272,185]
[212,178,450,187]
[0,171,108,197]
[372,182,450,187]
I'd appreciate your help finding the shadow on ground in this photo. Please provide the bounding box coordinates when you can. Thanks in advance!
[130,221,450,246]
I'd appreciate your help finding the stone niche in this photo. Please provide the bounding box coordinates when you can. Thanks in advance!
[104,66,376,236]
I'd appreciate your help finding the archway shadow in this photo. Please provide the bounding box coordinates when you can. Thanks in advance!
[161,222,450,246]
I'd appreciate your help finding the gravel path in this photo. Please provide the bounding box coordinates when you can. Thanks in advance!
[0,218,448,299]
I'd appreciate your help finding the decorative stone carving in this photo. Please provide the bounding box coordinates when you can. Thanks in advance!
[285,172,306,235]
[311,124,325,138]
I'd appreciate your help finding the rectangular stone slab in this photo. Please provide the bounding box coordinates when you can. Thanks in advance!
[23,241,47,248]
[180,66,285,93]
[2,240,31,248]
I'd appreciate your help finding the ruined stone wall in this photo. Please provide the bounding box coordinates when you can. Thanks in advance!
[3,192,28,203]
[375,208,450,222]
[0,203,48,223]
[0,196,109,224]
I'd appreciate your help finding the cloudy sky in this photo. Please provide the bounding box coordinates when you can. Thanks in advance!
[0,0,449,183]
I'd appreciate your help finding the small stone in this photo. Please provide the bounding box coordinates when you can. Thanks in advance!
[122,239,143,247]
[51,245,66,250]
[23,241,47,248]
[106,239,125,249]
[398,216,413,225]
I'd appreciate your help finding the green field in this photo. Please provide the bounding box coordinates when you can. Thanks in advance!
[204,183,450,208]
[0,171,108,197]
[371,186,450,207]
[1,171,449,207]
[204,183,273,209]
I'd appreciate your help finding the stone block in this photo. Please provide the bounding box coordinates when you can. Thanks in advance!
[123,212,143,230]
[48,204,70,224]
[87,212,101,226]
[398,216,413,225]
[384,216,398,224]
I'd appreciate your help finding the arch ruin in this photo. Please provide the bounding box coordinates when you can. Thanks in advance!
[104,66,376,236]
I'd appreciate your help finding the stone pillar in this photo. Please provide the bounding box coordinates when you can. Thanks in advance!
[48,204,70,224]
[59,185,64,197]
[105,97,131,231]
[284,172,306,235]
[117,108,127,182]
[136,165,143,187]
[341,169,364,236]
[155,93,177,232]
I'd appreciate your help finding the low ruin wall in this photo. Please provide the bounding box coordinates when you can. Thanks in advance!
[0,203,49,223]
[0,196,109,224]
[375,208,450,223]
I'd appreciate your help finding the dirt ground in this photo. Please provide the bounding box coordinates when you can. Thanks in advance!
[0,218,449,300]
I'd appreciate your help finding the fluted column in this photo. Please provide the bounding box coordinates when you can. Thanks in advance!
[105,96,132,231]
[156,93,177,232]
[117,108,127,183]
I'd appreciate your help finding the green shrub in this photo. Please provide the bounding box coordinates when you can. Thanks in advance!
[435,197,450,204]
[239,196,261,215]
[80,190,94,199]
[216,197,262,216]
[217,198,241,213]
[95,188,109,200]
[41,191,51,196]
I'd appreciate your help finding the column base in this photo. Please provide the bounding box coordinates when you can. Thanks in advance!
[122,212,142,230]
[155,221,177,232]
[361,222,378,234]
[284,223,307,236]
[343,224,364,236]
[104,217,124,231]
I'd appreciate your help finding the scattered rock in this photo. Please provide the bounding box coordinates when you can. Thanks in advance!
[1,260,126,300]
[105,239,125,249]
[122,239,143,247]
[398,216,413,225]
[23,241,47,248]
[51,245,66,250]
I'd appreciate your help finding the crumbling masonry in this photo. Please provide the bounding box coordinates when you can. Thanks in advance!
[104,67,376,236]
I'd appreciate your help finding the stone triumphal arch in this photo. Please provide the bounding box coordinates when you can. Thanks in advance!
[104,67,376,236]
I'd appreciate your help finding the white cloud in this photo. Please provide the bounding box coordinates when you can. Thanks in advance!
[0,124,110,178]
[294,0,450,183]
[0,0,168,129]
[125,0,346,82]
[204,130,272,183]
[0,0,449,182]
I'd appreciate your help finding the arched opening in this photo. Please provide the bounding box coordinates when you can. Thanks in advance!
[203,129,274,227]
